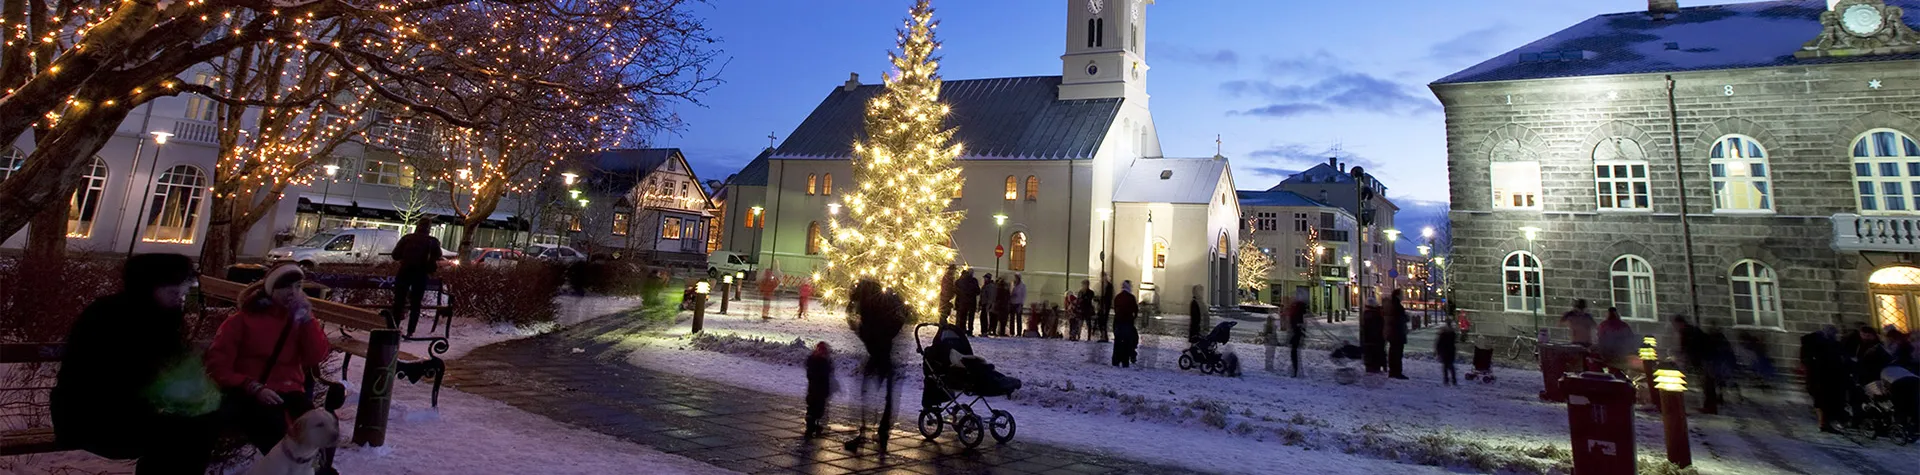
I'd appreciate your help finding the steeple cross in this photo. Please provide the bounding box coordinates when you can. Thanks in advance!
[1214,134,1222,156]
[767,132,778,149]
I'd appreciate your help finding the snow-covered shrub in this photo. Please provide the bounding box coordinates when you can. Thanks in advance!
[439,261,563,327]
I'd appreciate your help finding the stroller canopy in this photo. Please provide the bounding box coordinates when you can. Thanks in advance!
[1205,321,1237,344]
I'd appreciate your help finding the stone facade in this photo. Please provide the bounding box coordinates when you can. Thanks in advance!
[1433,59,1920,361]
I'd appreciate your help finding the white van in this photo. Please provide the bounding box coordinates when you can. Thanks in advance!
[268,228,456,268]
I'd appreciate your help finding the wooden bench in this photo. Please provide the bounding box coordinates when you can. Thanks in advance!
[0,342,68,456]
[305,272,457,339]
[200,277,445,407]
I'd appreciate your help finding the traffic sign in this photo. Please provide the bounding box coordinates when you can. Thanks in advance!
[994,245,1005,258]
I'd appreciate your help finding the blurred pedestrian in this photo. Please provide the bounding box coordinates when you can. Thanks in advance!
[1739,330,1776,389]
[1437,320,1459,386]
[1801,325,1848,432]
[1360,294,1384,374]
[1188,286,1207,341]
[1287,299,1307,378]
[1072,280,1095,341]
[389,219,445,334]
[1596,307,1636,374]
[993,277,1013,337]
[939,264,957,325]
[1098,273,1114,343]
[845,280,908,454]
[979,274,998,337]
[797,279,814,320]
[805,342,836,437]
[1112,281,1140,367]
[1009,274,1027,336]
[1387,292,1410,380]
[955,269,980,335]
[1673,316,1722,411]
[1562,299,1595,346]
[759,262,781,320]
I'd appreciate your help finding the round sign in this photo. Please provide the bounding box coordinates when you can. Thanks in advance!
[995,245,1005,258]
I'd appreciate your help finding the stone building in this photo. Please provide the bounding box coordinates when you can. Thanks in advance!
[1432,0,1920,361]
[1236,189,1357,314]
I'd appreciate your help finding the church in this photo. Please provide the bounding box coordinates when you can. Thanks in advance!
[719,0,1243,309]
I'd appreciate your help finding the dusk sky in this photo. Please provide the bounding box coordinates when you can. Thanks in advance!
[659,0,1663,224]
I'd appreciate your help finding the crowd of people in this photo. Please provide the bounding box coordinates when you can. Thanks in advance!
[1800,323,1919,435]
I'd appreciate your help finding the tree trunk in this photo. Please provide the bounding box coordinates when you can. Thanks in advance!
[0,93,135,245]
[199,198,239,273]
[22,201,66,265]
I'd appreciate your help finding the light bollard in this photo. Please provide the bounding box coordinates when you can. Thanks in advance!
[720,275,732,315]
[734,271,745,301]
[1653,368,1691,468]
[1639,336,1660,411]
[693,281,710,334]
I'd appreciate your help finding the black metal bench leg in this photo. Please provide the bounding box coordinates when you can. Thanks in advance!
[431,372,443,408]
[341,353,352,379]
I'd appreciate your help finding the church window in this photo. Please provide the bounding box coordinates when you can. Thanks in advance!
[1153,240,1168,268]
[1850,129,1920,214]
[806,222,822,255]
[1087,19,1096,48]
[1009,232,1028,271]
[1594,137,1649,210]
[1709,135,1772,212]
[1095,18,1104,47]
[807,174,817,196]
[1025,176,1039,201]
[823,174,834,196]
[952,179,963,199]
[1490,139,1540,210]
[1004,176,1017,201]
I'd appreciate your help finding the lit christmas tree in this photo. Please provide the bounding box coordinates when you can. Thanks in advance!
[819,0,965,319]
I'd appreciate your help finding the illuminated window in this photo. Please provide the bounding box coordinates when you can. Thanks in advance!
[1709,135,1772,212]
[1850,129,1920,214]
[1004,176,1017,201]
[707,218,722,254]
[612,212,630,236]
[0,147,21,181]
[1009,232,1027,271]
[952,179,964,199]
[1609,255,1656,320]
[1153,240,1168,269]
[806,221,822,255]
[1502,251,1541,312]
[823,174,833,196]
[183,72,218,122]
[68,157,108,238]
[568,215,582,232]
[662,217,683,240]
[142,165,207,243]
[1594,137,1650,210]
[1491,162,1541,209]
[361,158,414,188]
[1729,260,1782,328]
[1025,176,1039,201]
[807,174,817,195]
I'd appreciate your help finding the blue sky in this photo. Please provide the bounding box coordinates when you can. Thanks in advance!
[658,0,1660,225]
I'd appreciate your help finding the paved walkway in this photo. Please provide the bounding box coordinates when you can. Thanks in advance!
[446,314,1203,475]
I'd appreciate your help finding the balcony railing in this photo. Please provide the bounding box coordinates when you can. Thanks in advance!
[1320,230,1349,242]
[171,119,219,145]
[1832,213,1920,252]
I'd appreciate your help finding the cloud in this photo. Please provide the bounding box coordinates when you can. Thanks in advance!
[1151,42,1239,69]
[1225,55,1441,118]
[1428,24,1508,63]
[1247,143,1381,171]
[1228,103,1330,118]
[1261,50,1343,77]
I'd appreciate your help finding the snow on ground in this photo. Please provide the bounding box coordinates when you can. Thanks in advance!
[619,296,1901,474]
[364,294,644,361]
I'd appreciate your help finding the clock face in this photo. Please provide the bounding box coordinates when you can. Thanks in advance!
[1843,4,1884,36]
[1087,0,1101,15]
[1131,1,1141,23]
[1086,62,1099,76]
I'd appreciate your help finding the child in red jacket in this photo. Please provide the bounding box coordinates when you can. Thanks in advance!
[205,265,331,453]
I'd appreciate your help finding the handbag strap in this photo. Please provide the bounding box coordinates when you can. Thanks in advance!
[257,317,297,386]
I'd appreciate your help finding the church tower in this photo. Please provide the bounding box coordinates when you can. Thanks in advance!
[1060,0,1151,103]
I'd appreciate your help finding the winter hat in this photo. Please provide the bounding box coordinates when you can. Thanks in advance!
[241,264,306,313]
[1121,281,1132,293]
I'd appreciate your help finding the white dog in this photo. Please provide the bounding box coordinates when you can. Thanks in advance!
[246,408,340,475]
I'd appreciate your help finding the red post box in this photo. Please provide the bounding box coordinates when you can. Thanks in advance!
[1562,372,1637,475]
[1539,343,1587,402]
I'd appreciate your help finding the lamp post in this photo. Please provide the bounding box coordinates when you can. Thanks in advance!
[1383,228,1399,302]
[560,172,578,186]
[1343,254,1355,313]
[750,206,766,274]
[734,271,745,301]
[693,280,710,334]
[1417,243,1432,324]
[320,163,339,230]
[1519,225,1542,336]
[1097,208,1111,278]
[720,274,732,315]
[125,131,172,257]
[993,213,1008,277]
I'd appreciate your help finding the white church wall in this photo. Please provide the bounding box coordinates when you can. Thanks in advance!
[1110,202,1211,308]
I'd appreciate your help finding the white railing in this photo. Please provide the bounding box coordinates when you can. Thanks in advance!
[1833,213,1920,252]
[171,119,219,145]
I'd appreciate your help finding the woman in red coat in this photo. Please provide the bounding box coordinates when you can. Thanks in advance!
[205,265,331,452]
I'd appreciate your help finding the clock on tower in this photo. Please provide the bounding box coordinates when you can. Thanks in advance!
[1798,0,1920,58]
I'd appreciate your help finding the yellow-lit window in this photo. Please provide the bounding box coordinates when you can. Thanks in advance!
[823,174,834,196]
[1153,241,1168,269]
[662,217,683,240]
[568,215,582,232]
[1025,176,1039,201]
[1009,232,1027,271]
[806,221,822,255]
[1004,176,1016,200]
[612,212,630,236]
[807,174,817,195]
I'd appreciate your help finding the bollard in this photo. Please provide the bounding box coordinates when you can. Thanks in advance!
[692,280,710,334]
[719,281,730,315]
[1653,368,1691,468]
[352,329,400,447]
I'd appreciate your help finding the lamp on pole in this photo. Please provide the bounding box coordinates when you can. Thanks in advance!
[125,131,172,257]
[319,163,339,230]
[1519,225,1543,336]
[560,172,578,186]
[993,213,1008,277]
[1097,208,1111,278]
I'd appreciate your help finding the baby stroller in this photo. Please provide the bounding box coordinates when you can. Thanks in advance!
[915,323,1022,448]
[1464,346,1498,383]
[1179,321,1238,375]
[1857,379,1918,444]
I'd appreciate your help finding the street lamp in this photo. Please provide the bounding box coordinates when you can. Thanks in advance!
[1383,229,1400,242]
[319,163,340,230]
[1422,226,1435,240]
[749,206,766,271]
[993,213,1008,277]
[560,172,578,186]
[125,131,173,257]
[1097,208,1111,277]
[1519,225,1543,336]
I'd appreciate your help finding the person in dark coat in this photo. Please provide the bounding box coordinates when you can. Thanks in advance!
[978,274,997,337]
[994,278,1013,337]
[1386,292,1410,380]
[389,219,445,334]
[954,270,980,336]
[1800,326,1848,432]
[1359,295,1385,374]
[1188,286,1207,341]
[1111,281,1141,367]
[53,253,221,474]
[1098,273,1115,343]
[1073,280,1096,341]
[1436,320,1459,386]
[846,279,908,454]
[1673,316,1722,410]
[938,265,957,325]
[805,342,836,437]
[1287,299,1308,378]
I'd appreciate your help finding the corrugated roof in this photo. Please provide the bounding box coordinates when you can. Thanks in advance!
[1434,0,1920,85]
[1113,158,1230,204]
[729,148,772,187]
[1237,190,1335,208]
[1274,163,1354,186]
[772,76,1123,160]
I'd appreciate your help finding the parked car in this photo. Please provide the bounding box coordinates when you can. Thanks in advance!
[707,250,755,278]
[465,247,527,267]
[269,228,457,268]
[524,244,586,265]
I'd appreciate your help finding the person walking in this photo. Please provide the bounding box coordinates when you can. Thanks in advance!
[53,254,221,474]
[1800,326,1848,432]
[1287,299,1307,378]
[1596,308,1636,375]
[1112,281,1141,367]
[1360,294,1384,374]
[939,265,957,325]
[389,219,444,335]
[1673,316,1721,411]
[1387,292,1411,380]
[845,280,908,454]
[1436,320,1460,386]
[797,279,814,320]
[955,269,980,336]
[1073,280,1095,341]
[1098,273,1115,343]
[205,265,332,454]
[759,263,781,320]
[805,342,836,437]
[1008,274,1027,336]
[978,274,998,337]
[1188,286,1207,341]
[1562,299,1596,346]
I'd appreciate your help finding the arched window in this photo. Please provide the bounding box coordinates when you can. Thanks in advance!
[1709,135,1772,211]
[1086,19,1096,48]
[1025,176,1039,201]
[1850,129,1920,213]
[68,156,108,238]
[143,165,207,243]
[0,147,23,181]
[1004,176,1017,201]
[1609,255,1656,320]
[1594,137,1650,210]
[823,174,833,196]
[1729,260,1782,328]
[806,174,817,196]
[806,221,822,255]
[1009,231,1027,271]
[1217,232,1229,257]
[952,178,964,199]
[1152,240,1168,269]
[1502,251,1542,312]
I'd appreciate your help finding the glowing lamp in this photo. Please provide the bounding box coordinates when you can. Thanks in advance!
[1640,346,1658,361]
[1644,336,1657,347]
[695,281,710,295]
[1097,208,1111,222]
[735,271,745,280]
[828,203,841,216]
[322,164,339,177]
[992,213,1007,226]
[1383,229,1400,242]
[1422,226,1435,239]
[1343,256,1353,264]
[578,198,589,207]
[569,189,581,199]
[561,172,578,186]
[722,275,733,284]
[1417,244,1431,256]
[1519,226,1542,241]
[1653,369,1687,392]
[456,168,471,181]
[1434,256,1446,267]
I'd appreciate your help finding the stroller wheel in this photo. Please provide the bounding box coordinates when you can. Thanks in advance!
[955,413,986,449]
[1178,354,1195,370]
[917,409,944,441]
[989,409,1017,444]
[1200,360,1217,375]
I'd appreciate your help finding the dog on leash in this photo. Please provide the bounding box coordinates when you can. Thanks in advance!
[246,409,340,475]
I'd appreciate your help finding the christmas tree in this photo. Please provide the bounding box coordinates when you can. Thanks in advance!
[819,0,965,319]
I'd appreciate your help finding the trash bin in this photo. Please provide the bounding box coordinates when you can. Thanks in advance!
[225,264,268,284]
[1562,372,1636,475]
[1539,343,1588,402]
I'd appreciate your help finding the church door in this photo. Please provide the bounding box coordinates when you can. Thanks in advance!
[1869,266,1920,334]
